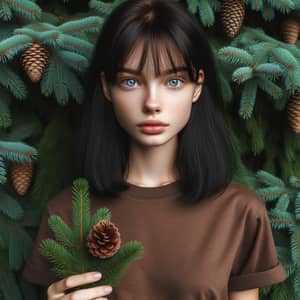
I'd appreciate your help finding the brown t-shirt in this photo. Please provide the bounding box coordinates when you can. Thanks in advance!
[22,180,287,299]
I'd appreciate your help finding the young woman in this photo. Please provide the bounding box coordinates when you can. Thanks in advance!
[22,0,287,299]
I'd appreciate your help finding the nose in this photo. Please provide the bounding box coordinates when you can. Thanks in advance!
[143,86,161,114]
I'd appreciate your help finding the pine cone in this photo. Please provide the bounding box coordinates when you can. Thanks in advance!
[87,220,121,259]
[21,42,49,83]
[9,161,33,196]
[281,17,300,45]
[221,0,245,38]
[287,90,300,133]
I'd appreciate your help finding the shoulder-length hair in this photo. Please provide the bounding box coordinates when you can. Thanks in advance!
[76,0,235,204]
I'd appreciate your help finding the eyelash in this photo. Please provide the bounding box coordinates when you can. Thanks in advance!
[118,77,185,89]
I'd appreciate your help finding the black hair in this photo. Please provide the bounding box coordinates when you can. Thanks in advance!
[76,0,235,204]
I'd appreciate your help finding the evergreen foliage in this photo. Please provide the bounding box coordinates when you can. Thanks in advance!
[39,178,144,288]
[254,170,300,299]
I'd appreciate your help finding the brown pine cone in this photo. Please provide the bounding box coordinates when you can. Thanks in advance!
[287,90,300,133]
[281,17,300,45]
[86,220,121,259]
[9,161,33,196]
[221,0,245,38]
[21,42,49,83]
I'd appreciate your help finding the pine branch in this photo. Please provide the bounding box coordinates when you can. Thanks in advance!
[4,112,42,141]
[14,25,59,41]
[261,3,275,21]
[39,239,81,278]
[48,215,75,250]
[186,0,220,27]
[289,176,300,189]
[0,64,28,99]
[63,68,84,104]
[242,0,293,21]
[89,0,124,15]
[255,75,283,99]
[256,170,286,187]
[232,66,253,84]
[239,80,258,119]
[0,190,23,220]
[218,37,300,118]
[245,117,265,155]
[90,207,110,228]
[245,0,264,11]
[72,178,91,245]
[0,2,13,22]
[270,48,299,74]
[256,186,287,201]
[39,177,144,287]
[264,0,295,14]
[268,210,296,230]
[0,16,102,62]
[57,16,103,35]
[276,193,290,212]
[56,50,88,71]
[0,34,32,62]
[0,157,6,184]
[0,140,37,162]
[56,34,93,59]
[40,55,85,105]
[87,240,144,287]
[219,47,255,66]
[255,63,283,80]
[0,0,42,22]
[0,87,12,129]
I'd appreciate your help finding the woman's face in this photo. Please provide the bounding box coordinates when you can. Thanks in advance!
[101,41,205,147]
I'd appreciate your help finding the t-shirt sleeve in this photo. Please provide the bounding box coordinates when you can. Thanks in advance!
[21,206,60,287]
[228,198,287,291]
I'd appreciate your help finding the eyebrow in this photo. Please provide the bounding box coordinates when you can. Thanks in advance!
[117,66,189,76]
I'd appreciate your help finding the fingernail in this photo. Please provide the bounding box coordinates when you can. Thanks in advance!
[93,272,102,279]
[104,286,112,292]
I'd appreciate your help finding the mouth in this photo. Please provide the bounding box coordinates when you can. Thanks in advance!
[137,121,169,127]
[138,125,168,134]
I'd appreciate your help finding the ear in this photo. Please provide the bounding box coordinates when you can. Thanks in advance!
[100,72,112,101]
[192,69,205,103]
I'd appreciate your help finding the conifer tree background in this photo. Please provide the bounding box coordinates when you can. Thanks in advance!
[0,0,299,299]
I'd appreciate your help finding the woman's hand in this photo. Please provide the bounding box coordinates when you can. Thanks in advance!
[47,271,113,300]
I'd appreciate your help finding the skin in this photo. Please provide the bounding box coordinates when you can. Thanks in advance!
[101,39,205,187]
[47,271,112,299]
[229,289,259,300]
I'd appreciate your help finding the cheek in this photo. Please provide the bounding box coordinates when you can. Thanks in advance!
[169,92,194,126]
[110,92,138,129]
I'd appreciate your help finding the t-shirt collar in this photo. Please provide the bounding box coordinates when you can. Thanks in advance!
[120,179,182,200]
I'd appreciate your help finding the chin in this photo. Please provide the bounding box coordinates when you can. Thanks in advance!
[136,135,176,147]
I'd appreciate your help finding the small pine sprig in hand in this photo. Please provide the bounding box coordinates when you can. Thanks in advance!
[39,177,144,289]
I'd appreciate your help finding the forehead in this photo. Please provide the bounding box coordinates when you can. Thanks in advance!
[120,38,186,75]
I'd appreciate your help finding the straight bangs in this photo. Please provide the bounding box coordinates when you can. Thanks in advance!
[104,24,199,85]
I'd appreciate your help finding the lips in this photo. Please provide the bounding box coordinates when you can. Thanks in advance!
[137,120,169,134]
[138,120,169,126]
[139,125,167,134]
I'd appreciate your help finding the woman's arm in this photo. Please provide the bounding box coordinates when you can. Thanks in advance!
[229,288,259,300]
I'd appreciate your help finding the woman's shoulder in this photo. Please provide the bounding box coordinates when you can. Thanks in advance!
[221,181,266,217]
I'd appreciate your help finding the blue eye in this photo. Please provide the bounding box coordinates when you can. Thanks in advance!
[119,78,184,89]
[122,79,137,87]
[168,79,183,88]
